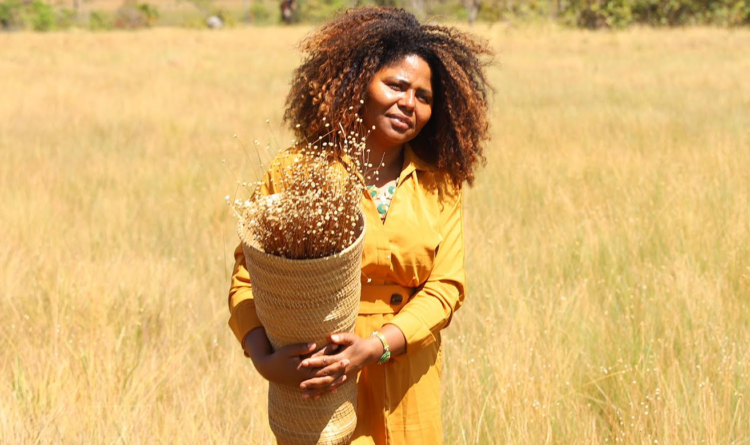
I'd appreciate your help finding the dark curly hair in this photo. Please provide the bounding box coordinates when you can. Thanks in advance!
[283,7,493,186]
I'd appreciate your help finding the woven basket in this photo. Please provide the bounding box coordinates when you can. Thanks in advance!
[238,210,366,445]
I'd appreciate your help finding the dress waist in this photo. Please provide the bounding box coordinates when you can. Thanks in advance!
[359,284,416,315]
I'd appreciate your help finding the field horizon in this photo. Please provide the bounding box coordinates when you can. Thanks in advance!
[1,25,750,444]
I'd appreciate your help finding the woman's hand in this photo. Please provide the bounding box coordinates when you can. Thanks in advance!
[298,333,384,399]
[243,328,338,388]
[252,341,320,387]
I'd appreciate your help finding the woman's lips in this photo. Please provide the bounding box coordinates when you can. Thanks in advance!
[387,114,412,131]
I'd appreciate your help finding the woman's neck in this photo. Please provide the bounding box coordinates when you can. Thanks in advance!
[366,142,404,187]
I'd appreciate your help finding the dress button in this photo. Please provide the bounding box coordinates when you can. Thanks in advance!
[390,293,403,305]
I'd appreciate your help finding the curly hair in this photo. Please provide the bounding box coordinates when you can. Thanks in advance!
[283,7,493,186]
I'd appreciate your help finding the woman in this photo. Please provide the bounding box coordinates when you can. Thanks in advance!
[228,7,492,444]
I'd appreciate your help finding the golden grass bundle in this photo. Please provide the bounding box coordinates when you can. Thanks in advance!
[232,119,379,259]
[240,147,361,259]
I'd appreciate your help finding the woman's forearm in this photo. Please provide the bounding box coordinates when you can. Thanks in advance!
[243,327,272,366]
[379,323,407,358]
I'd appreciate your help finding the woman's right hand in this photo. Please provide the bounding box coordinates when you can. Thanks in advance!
[253,341,319,386]
[243,327,340,388]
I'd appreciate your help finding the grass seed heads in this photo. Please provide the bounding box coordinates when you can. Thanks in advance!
[234,117,374,259]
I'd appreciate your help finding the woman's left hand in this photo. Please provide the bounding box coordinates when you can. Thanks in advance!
[298,332,383,399]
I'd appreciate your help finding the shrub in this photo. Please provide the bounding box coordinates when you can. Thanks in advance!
[716,0,750,25]
[564,0,750,28]
[88,10,110,30]
[0,0,56,31]
[299,0,349,23]
[113,0,158,29]
[56,7,76,29]
[250,2,272,23]
[566,0,633,28]
[137,2,158,25]
[29,0,54,29]
[428,0,467,20]
[0,0,20,28]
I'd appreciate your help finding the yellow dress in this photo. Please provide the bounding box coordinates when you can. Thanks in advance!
[228,144,466,445]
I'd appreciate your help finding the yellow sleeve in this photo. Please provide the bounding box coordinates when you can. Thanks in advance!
[226,167,277,355]
[389,184,466,355]
[227,243,264,353]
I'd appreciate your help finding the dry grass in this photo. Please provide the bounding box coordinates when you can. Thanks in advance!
[1,25,749,444]
[237,140,365,259]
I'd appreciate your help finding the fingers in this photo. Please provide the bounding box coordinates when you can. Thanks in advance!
[295,333,358,368]
[300,374,339,394]
[309,343,339,358]
[299,352,344,369]
[328,374,348,392]
[309,359,350,379]
[330,332,357,346]
[301,374,348,400]
[300,366,349,399]
[300,359,348,390]
[280,342,316,357]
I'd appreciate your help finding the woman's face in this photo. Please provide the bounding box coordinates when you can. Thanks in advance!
[362,54,433,150]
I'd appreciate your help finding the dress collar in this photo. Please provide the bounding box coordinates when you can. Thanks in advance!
[402,143,433,172]
[338,142,433,186]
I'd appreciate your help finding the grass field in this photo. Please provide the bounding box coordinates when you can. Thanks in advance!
[1,24,750,444]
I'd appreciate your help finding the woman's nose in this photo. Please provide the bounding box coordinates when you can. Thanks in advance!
[398,89,416,111]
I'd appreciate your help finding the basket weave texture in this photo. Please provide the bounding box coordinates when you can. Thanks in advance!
[238,211,366,445]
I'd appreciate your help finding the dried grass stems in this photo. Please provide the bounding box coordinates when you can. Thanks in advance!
[230,114,382,259]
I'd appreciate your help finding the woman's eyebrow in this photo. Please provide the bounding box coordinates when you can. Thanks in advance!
[385,76,433,95]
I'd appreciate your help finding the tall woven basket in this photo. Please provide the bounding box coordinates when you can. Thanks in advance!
[238,210,366,445]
